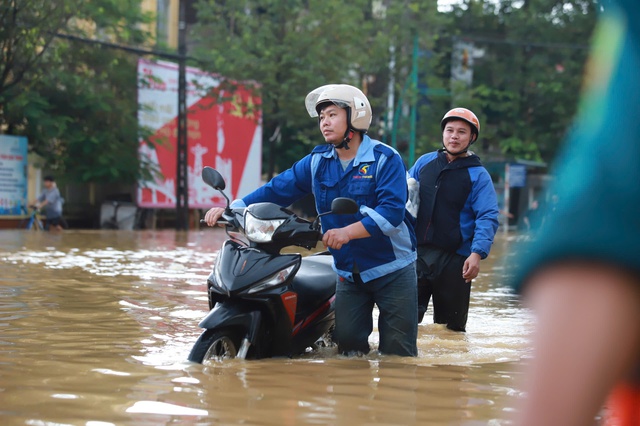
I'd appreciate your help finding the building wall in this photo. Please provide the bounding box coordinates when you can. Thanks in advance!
[141,0,179,49]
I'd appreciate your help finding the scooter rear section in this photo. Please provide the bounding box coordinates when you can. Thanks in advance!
[288,253,337,353]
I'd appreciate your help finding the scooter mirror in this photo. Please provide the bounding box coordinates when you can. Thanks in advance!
[330,197,359,215]
[312,197,359,231]
[202,167,226,190]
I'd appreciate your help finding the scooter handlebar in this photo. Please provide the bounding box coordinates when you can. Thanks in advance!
[199,219,229,226]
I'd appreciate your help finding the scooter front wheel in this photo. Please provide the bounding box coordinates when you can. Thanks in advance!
[188,328,243,363]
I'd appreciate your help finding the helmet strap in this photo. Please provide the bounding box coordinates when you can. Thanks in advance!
[334,130,354,150]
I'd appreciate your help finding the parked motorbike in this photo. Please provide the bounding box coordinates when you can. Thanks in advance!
[188,166,358,363]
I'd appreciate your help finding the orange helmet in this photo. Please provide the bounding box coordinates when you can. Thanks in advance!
[441,108,480,142]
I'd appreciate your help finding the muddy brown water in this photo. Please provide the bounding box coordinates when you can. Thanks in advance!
[0,229,532,425]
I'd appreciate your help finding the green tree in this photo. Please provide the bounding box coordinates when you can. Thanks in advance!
[1,0,598,189]
[373,1,453,163]
[1,0,155,184]
[0,0,76,105]
[438,0,597,162]
[192,0,376,176]
[191,0,449,173]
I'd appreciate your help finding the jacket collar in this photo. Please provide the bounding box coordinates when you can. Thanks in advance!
[320,135,376,167]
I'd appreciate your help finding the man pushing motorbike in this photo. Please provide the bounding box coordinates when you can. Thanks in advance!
[204,84,418,357]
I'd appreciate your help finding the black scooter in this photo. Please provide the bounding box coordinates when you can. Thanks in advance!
[188,167,358,363]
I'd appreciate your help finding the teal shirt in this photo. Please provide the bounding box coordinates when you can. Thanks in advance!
[512,0,640,292]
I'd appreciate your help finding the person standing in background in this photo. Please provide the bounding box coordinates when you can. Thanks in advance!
[408,108,499,331]
[511,0,640,424]
[521,199,542,233]
[31,175,66,231]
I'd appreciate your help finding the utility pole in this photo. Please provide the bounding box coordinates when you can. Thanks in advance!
[409,34,418,167]
[175,0,189,230]
[390,34,419,167]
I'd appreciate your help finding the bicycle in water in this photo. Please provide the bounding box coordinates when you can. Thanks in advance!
[20,206,44,231]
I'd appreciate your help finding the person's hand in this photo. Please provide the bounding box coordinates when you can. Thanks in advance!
[203,207,226,227]
[322,227,351,250]
[462,252,482,283]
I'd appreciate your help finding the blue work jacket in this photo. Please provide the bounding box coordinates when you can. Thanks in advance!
[231,135,416,283]
[409,150,499,259]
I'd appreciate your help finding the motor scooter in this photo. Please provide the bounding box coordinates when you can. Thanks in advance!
[188,166,358,363]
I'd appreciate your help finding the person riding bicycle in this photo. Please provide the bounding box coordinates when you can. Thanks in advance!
[31,175,67,231]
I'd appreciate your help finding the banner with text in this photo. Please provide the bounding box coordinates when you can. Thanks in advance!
[137,59,262,209]
[0,135,28,215]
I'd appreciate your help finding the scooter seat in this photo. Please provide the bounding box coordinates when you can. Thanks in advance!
[291,255,336,302]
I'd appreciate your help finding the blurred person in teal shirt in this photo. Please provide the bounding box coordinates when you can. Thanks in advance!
[511,0,640,425]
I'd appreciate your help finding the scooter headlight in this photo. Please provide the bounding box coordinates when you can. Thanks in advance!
[247,264,297,294]
[244,212,285,243]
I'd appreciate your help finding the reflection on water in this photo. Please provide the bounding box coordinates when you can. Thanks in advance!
[0,229,531,425]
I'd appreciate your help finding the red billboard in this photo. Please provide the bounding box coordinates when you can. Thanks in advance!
[137,59,262,209]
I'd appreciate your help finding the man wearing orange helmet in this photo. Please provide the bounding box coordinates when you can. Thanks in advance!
[407,107,499,331]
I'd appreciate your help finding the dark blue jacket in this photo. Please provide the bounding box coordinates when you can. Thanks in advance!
[408,149,498,259]
[231,136,416,282]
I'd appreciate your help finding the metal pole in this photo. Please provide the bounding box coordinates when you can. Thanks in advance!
[504,163,510,233]
[391,77,409,151]
[384,44,395,145]
[409,34,418,166]
[176,0,189,230]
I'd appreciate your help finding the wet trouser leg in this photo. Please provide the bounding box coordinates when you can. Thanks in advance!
[417,276,432,324]
[335,264,418,356]
[417,245,471,332]
[335,276,374,355]
[431,253,470,332]
[374,264,418,356]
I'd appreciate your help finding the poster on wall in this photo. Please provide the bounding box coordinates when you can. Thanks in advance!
[136,58,262,209]
[0,135,28,215]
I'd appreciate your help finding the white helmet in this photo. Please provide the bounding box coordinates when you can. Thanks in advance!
[305,84,372,133]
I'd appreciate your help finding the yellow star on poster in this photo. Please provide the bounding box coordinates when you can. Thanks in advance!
[229,94,244,118]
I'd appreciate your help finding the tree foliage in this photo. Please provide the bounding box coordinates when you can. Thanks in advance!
[1,0,598,185]
[192,0,597,171]
[0,0,75,103]
[0,0,154,183]
[192,0,382,175]
[426,0,598,162]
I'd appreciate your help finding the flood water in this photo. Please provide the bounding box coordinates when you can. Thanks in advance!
[0,229,532,425]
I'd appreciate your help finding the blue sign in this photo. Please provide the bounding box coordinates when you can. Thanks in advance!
[0,135,28,215]
[509,164,527,188]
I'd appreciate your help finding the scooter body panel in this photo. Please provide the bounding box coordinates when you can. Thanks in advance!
[201,252,338,358]
[197,299,294,356]
[215,240,301,294]
[191,168,357,361]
